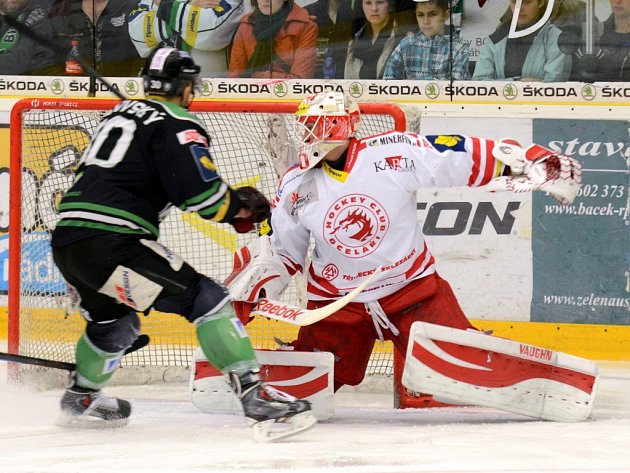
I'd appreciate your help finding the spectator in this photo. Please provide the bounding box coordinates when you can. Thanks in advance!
[305,0,355,79]
[473,0,571,82]
[590,0,630,81]
[351,0,415,35]
[228,0,317,78]
[551,0,598,81]
[345,0,404,79]
[504,0,600,81]
[128,0,245,78]
[498,0,590,31]
[0,0,55,74]
[383,0,470,80]
[39,0,143,77]
[585,0,630,81]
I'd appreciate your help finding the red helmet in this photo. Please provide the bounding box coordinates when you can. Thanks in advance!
[294,92,360,170]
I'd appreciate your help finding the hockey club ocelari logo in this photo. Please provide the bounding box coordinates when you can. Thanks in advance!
[324,194,389,258]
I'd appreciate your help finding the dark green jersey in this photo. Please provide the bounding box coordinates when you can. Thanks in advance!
[52,98,240,247]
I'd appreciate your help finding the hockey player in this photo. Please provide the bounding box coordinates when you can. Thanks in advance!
[49,47,316,441]
[229,91,583,395]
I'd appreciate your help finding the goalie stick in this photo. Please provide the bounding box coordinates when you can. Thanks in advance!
[250,266,382,326]
[0,334,150,371]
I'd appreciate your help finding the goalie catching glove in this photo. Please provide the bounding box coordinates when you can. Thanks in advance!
[230,186,271,233]
[488,139,582,205]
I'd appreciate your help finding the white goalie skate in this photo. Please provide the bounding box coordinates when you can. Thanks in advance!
[230,370,317,442]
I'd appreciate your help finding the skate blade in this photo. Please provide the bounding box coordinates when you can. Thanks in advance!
[55,412,130,429]
[251,411,317,442]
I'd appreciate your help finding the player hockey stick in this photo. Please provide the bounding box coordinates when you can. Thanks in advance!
[250,266,382,326]
[0,334,150,371]
[3,15,127,100]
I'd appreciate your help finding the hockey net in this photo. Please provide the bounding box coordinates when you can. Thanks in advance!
[9,97,420,400]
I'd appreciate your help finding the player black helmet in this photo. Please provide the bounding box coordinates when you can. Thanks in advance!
[141,47,202,97]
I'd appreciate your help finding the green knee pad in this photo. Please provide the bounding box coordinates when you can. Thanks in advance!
[74,334,125,390]
[196,304,259,375]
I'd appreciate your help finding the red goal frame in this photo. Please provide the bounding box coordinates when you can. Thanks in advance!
[7,97,445,409]
[8,97,406,354]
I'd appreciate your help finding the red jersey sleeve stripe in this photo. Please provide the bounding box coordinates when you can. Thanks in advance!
[467,138,483,187]
[480,139,498,185]
[345,138,364,172]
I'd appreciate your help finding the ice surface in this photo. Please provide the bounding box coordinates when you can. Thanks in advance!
[1,352,629,473]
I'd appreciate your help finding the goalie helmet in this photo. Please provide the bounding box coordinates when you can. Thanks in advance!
[294,92,360,170]
[141,47,202,98]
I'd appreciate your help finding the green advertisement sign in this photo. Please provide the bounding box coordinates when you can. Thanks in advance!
[532,119,629,324]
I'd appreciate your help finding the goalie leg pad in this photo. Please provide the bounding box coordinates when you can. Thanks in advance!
[402,322,599,422]
[190,348,335,420]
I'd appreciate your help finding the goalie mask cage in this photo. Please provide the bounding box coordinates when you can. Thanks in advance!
[8,97,427,408]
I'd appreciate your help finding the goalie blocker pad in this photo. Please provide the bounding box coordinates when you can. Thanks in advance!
[190,349,335,420]
[225,235,290,303]
[402,322,599,422]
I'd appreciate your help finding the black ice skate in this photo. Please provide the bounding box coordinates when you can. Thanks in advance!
[56,385,131,428]
[230,370,317,442]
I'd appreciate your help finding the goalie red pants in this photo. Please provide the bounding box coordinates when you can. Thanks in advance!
[290,273,475,391]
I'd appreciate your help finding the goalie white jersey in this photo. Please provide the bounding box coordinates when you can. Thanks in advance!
[269,132,506,303]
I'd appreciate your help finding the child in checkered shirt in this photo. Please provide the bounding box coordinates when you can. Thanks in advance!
[383,0,470,80]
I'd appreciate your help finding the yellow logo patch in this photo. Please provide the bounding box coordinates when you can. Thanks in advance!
[434,135,462,147]
[200,156,216,171]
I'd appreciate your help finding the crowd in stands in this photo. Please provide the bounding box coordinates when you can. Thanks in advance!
[0,0,628,82]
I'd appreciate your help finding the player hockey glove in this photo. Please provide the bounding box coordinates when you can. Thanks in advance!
[488,139,582,205]
[230,187,271,233]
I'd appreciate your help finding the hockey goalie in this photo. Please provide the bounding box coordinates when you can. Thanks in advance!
[192,92,597,422]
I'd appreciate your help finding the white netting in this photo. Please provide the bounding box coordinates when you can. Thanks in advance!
[10,99,404,387]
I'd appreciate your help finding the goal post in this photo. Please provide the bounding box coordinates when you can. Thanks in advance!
[8,97,416,397]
